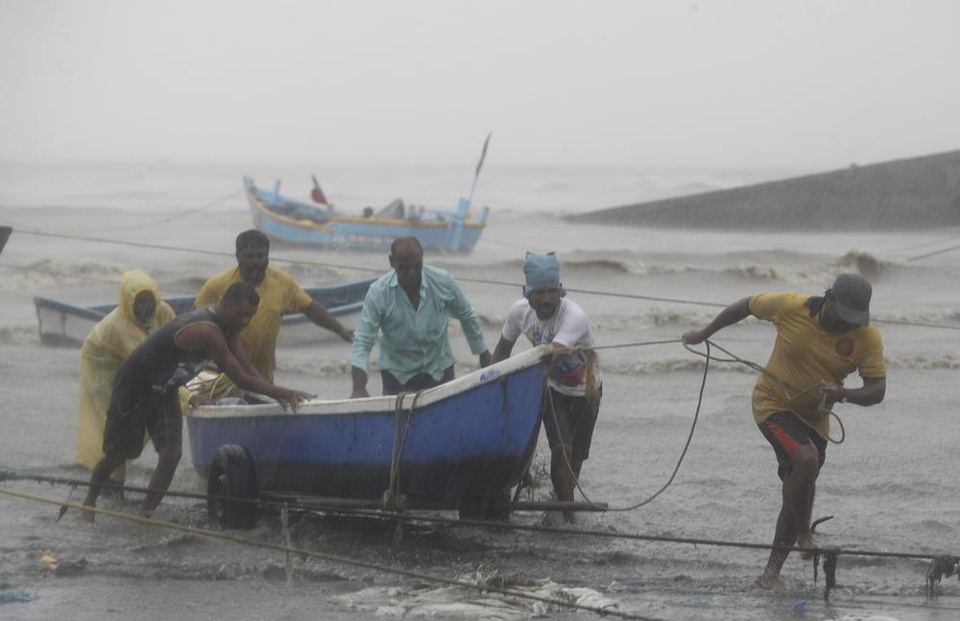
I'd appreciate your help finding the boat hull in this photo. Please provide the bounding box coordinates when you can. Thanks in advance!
[186,347,547,508]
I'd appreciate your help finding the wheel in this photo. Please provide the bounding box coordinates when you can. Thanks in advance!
[458,492,512,522]
[207,444,259,530]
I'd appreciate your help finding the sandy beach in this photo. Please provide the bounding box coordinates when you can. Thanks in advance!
[3,162,960,620]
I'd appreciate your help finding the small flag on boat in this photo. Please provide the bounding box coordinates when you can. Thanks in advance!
[310,175,328,205]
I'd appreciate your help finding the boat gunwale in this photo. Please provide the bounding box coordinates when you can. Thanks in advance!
[186,345,549,420]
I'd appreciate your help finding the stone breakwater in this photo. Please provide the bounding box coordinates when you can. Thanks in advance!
[568,150,960,231]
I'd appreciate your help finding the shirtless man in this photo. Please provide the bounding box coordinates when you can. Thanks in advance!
[82,281,314,520]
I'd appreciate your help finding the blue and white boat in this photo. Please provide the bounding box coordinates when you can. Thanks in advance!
[33,276,376,347]
[244,176,489,253]
[186,345,549,528]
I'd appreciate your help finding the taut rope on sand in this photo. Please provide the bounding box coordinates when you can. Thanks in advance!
[0,485,655,621]
[3,471,958,600]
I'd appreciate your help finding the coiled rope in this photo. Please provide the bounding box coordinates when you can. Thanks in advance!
[542,335,850,517]
[680,339,846,444]
[538,338,704,514]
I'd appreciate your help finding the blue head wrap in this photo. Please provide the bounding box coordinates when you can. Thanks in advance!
[523,251,566,298]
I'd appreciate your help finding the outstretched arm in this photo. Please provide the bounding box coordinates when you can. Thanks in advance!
[302,301,353,342]
[180,324,314,410]
[682,297,752,345]
[349,294,380,398]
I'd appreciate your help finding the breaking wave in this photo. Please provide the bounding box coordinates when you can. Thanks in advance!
[0,325,40,345]
[562,257,684,276]
[884,355,960,370]
[0,260,126,291]
[724,250,889,283]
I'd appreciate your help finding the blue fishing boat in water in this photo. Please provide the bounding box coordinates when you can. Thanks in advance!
[244,176,489,253]
[186,345,549,528]
[33,276,376,347]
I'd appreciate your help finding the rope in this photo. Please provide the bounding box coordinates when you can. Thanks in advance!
[99,190,245,233]
[5,467,958,597]
[6,224,960,332]
[542,338,705,513]
[908,241,960,262]
[592,338,688,350]
[542,335,848,515]
[0,485,657,621]
[682,339,847,444]
[383,390,423,511]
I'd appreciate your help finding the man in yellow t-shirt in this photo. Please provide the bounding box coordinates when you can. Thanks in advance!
[194,230,353,397]
[682,273,886,593]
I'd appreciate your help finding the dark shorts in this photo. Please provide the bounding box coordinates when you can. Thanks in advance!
[541,386,602,463]
[103,388,183,460]
[381,365,455,396]
[758,410,827,480]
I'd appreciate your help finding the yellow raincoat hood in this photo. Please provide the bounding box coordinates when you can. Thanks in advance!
[118,269,163,328]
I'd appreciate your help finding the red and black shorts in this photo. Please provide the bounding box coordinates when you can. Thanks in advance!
[758,410,826,480]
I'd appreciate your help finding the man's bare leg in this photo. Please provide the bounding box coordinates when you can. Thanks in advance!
[788,445,820,557]
[141,445,182,515]
[82,453,126,522]
[757,444,820,590]
[551,445,577,524]
[757,504,794,592]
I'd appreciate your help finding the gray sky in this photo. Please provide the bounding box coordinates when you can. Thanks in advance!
[2,0,959,169]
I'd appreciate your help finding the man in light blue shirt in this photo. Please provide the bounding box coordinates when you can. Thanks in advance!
[350,237,492,397]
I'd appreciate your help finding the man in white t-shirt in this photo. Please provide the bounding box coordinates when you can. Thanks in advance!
[491,251,602,523]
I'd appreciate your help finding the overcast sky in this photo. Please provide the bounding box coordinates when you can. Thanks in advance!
[2,0,959,169]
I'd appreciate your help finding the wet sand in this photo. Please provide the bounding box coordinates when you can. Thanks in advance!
[4,162,960,620]
[3,323,960,621]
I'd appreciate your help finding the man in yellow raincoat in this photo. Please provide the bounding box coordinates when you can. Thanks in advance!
[193,230,353,399]
[77,270,187,484]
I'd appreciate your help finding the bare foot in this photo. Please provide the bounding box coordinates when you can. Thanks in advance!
[797,534,816,560]
[79,506,96,523]
[755,571,788,593]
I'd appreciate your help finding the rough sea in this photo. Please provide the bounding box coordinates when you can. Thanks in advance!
[1,161,959,620]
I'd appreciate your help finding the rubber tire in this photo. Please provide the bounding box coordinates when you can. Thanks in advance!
[458,492,512,522]
[207,444,259,530]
